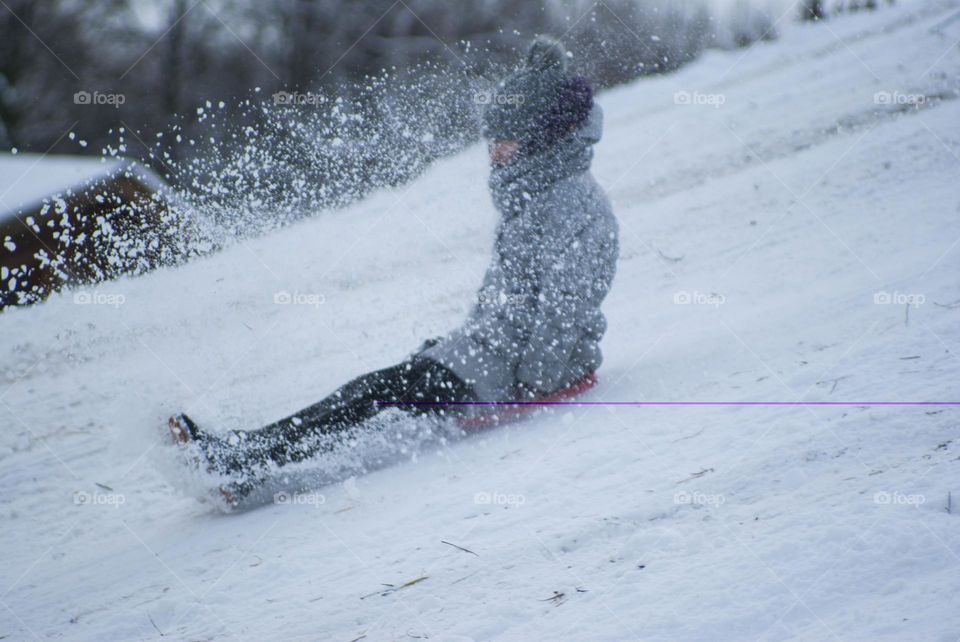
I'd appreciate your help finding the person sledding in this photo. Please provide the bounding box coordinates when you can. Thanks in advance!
[169,36,619,508]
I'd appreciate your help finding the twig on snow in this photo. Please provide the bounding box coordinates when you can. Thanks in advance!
[540,590,566,606]
[671,427,705,443]
[451,569,481,585]
[360,576,429,600]
[657,250,684,263]
[816,375,852,394]
[441,540,478,557]
[148,614,164,637]
[677,467,714,484]
[933,299,960,309]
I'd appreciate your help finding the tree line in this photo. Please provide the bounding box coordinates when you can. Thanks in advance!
[1,0,895,215]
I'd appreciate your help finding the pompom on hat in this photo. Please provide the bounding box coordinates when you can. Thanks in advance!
[483,36,593,153]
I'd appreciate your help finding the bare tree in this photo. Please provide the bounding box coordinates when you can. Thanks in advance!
[801,0,826,21]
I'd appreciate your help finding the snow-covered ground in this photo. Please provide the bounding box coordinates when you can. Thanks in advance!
[2,2,960,639]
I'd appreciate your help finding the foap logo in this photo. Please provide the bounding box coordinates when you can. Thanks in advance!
[873,290,924,307]
[273,491,325,506]
[673,290,725,308]
[73,290,125,308]
[674,90,726,108]
[273,90,325,106]
[474,491,526,507]
[874,491,925,506]
[274,290,325,307]
[73,90,126,108]
[74,490,126,507]
[477,290,527,306]
[473,90,525,106]
[674,490,726,506]
[873,91,926,107]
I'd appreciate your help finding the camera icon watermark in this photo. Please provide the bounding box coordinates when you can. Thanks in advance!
[873,491,925,506]
[477,290,526,306]
[674,490,725,506]
[673,290,725,308]
[273,290,325,307]
[873,290,924,307]
[273,491,325,506]
[474,90,525,106]
[272,91,324,107]
[74,90,126,108]
[873,91,926,107]
[674,90,726,108]
[73,290,126,308]
[474,491,526,507]
[74,490,126,507]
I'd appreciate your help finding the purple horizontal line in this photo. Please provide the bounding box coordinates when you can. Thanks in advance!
[378,401,960,406]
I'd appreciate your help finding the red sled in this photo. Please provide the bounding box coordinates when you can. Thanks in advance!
[457,371,598,431]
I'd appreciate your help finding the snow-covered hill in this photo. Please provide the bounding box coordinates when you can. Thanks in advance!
[2,2,960,640]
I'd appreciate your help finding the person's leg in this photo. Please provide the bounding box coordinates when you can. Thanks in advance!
[240,356,472,468]
[176,356,474,476]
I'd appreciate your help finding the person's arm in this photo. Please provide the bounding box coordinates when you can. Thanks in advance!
[512,202,591,392]
[513,185,616,395]
[514,253,590,393]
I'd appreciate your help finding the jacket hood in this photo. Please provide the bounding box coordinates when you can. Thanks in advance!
[577,102,603,147]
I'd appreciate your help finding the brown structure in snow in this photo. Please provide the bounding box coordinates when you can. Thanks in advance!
[0,153,185,309]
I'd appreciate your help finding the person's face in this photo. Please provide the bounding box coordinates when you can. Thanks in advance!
[489,140,520,166]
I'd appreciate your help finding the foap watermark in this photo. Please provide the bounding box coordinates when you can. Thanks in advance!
[273,90,325,107]
[873,91,926,107]
[74,490,126,507]
[873,290,924,307]
[474,90,525,106]
[674,490,726,506]
[674,90,726,108]
[874,491,925,506]
[274,290,325,307]
[474,491,526,507]
[477,291,527,307]
[674,290,725,308]
[273,491,326,506]
[74,90,126,108]
[73,290,125,308]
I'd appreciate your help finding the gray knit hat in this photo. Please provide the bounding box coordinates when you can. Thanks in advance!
[483,36,593,152]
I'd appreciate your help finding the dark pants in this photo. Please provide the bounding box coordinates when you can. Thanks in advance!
[212,356,475,476]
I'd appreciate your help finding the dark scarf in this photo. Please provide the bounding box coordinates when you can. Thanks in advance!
[489,132,594,218]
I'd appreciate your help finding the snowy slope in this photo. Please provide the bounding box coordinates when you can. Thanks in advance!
[2,2,960,640]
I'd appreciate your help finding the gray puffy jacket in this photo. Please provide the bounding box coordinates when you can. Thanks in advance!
[421,105,618,401]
